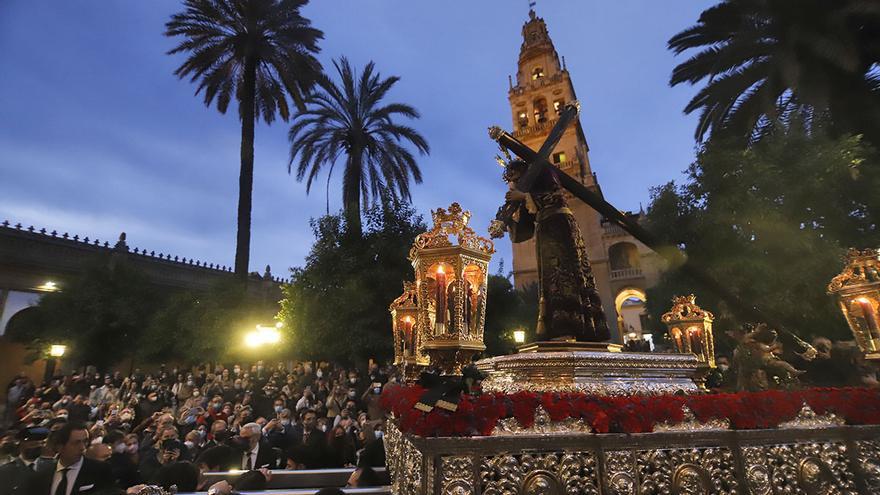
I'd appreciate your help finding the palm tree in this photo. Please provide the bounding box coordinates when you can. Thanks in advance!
[165,0,323,278]
[669,0,880,144]
[288,57,429,236]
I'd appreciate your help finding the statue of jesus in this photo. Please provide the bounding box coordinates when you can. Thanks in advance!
[490,159,610,342]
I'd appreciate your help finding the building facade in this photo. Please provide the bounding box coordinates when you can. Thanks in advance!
[506,11,664,344]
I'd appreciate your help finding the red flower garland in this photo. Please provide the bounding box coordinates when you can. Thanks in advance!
[380,384,880,437]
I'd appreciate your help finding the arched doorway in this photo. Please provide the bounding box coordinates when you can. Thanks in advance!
[614,288,650,347]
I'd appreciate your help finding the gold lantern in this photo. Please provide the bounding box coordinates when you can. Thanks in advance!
[409,203,494,375]
[828,248,880,361]
[389,281,426,381]
[661,294,716,367]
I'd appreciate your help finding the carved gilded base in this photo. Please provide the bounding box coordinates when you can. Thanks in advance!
[476,350,704,395]
[385,421,880,495]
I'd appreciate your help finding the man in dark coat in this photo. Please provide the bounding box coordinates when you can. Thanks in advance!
[0,427,49,495]
[31,422,120,495]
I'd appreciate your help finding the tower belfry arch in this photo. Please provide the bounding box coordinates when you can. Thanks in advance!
[503,10,662,343]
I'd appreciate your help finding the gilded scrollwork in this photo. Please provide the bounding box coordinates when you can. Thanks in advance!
[384,422,423,494]
[778,403,845,429]
[856,440,880,492]
[481,451,598,494]
[743,443,857,495]
[604,451,636,495]
[491,405,592,436]
[636,447,737,495]
[440,456,474,495]
[653,406,729,432]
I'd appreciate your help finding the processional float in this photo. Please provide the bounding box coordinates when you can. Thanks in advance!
[384,103,880,495]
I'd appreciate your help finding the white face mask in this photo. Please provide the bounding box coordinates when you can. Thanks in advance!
[319,424,327,432]
[316,370,323,378]
[113,443,126,454]
[375,430,384,439]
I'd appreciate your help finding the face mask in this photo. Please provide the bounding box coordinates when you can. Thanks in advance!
[22,446,43,461]
[348,391,356,398]
[375,430,384,439]
[316,370,323,378]
[274,406,283,414]
[113,443,126,454]
[184,441,195,449]
[349,378,357,384]
[192,391,200,397]
[126,443,139,454]
[281,419,291,426]
[319,424,327,432]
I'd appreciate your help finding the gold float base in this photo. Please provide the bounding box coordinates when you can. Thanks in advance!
[517,339,622,353]
[384,420,880,495]
[476,347,705,395]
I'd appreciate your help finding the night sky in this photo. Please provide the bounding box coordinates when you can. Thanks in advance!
[0,1,713,277]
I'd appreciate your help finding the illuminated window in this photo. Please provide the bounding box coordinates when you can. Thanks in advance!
[532,67,544,80]
[518,111,528,129]
[533,98,548,123]
[553,99,564,114]
[552,152,566,164]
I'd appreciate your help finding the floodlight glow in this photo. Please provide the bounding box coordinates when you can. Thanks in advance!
[49,344,66,357]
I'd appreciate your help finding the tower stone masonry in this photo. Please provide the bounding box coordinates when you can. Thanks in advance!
[506,10,664,343]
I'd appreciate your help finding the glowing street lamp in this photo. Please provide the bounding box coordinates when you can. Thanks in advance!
[512,329,526,344]
[49,344,66,357]
[244,324,282,348]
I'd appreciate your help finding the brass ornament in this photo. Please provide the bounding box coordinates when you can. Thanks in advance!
[671,463,711,495]
[662,294,716,368]
[491,405,592,436]
[410,203,493,375]
[827,248,880,360]
[778,403,845,429]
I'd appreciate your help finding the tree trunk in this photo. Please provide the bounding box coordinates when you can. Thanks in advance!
[235,57,257,279]
[342,150,363,236]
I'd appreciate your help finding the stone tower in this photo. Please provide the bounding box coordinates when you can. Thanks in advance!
[506,10,663,344]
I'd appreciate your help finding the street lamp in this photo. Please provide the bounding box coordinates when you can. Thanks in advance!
[45,344,67,381]
[244,324,282,348]
[513,329,526,344]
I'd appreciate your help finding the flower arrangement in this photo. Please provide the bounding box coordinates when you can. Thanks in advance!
[380,384,880,437]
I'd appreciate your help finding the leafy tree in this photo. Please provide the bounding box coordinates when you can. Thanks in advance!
[643,127,880,343]
[8,259,162,370]
[483,275,537,356]
[669,0,880,144]
[288,57,429,236]
[278,197,426,363]
[165,0,324,277]
[141,281,278,364]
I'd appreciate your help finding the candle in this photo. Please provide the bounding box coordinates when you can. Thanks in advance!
[857,298,880,338]
[435,265,447,333]
[402,317,414,356]
[688,328,703,356]
[672,329,684,352]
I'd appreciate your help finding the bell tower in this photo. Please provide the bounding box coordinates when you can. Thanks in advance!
[506,10,662,343]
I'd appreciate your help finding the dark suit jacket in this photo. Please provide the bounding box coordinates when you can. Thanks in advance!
[0,457,41,495]
[235,439,280,470]
[31,457,120,495]
[289,425,326,451]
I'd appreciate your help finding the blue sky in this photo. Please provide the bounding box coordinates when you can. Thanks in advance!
[0,1,712,276]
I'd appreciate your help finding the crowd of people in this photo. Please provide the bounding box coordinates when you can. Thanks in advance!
[1,361,395,494]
